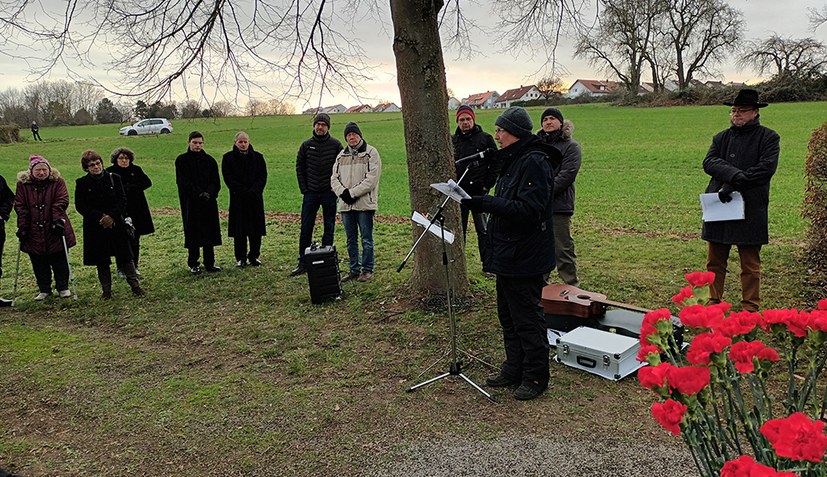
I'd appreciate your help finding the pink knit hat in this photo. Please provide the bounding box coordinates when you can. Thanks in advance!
[29,154,51,172]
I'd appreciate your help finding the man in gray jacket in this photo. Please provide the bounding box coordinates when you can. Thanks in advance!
[538,107,581,286]
[702,89,779,312]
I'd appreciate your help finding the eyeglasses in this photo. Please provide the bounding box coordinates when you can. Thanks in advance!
[730,107,755,115]
[494,127,504,134]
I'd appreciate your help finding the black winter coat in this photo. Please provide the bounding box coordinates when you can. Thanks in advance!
[175,149,222,248]
[477,136,561,277]
[537,121,580,215]
[222,144,267,237]
[452,124,499,195]
[297,132,343,194]
[75,171,132,265]
[106,164,155,236]
[0,175,13,244]
[702,118,780,245]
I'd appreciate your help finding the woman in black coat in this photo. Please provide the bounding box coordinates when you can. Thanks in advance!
[75,150,144,299]
[106,147,155,273]
[175,131,222,274]
[222,131,267,267]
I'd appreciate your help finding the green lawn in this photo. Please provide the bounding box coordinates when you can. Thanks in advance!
[0,102,825,476]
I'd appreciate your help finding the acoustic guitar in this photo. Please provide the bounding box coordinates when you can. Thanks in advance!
[541,284,651,319]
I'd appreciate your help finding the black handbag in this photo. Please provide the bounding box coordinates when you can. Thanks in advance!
[108,173,136,239]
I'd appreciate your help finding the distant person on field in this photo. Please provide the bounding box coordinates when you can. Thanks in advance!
[537,107,581,287]
[107,147,155,276]
[452,104,498,269]
[292,113,342,276]
[76,150,144,299]
[222,131,267,268]
[702,89,779,312]
[175,131,222,274]
[14,155,76,301]
[331,122,381,283]
[461,106,559,401]
[0,173,15,306]
[31,121,41,141]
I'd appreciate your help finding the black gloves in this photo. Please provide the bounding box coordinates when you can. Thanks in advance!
[718,184,734,203]
[16,228,28,241]
[731,172,747,188]
[340,189,357,205]
[52,219,65,236]
[198,192,211,201]
[461,196,486,212]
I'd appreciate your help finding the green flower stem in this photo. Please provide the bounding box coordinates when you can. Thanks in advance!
[798,348,827,413]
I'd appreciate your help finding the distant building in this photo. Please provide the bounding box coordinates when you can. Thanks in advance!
[322,104,347,114]
[495,85,542,108]
[345,104,373,113]
[566,79,620,98]
[461,91,499,109]
[705,80,725,89]
[447,97,461,110]
[374,102,401,113]
[302,107,322,115]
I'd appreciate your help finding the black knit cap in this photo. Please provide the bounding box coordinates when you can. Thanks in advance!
[313,112,331,127]
[344,122,362,138]
[495,106,533,139]
[541,107,564,124]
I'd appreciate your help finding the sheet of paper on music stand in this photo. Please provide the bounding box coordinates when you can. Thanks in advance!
[430,179,471,204]
[700,192,745,222]
[412,211,455,244]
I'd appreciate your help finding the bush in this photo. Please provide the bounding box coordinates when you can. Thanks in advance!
[803,121,827,299]
[0,124,21,144]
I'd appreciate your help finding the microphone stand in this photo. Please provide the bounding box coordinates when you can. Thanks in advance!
[398,166,495,402]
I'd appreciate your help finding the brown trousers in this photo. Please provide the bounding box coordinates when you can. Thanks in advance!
[706,241,762,312]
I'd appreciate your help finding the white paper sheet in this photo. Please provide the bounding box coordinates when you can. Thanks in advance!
[430,179,471,204]
[700,192,745,222]
[412,211,455,244]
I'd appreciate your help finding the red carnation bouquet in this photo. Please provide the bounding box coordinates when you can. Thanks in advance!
[639,272,827,477]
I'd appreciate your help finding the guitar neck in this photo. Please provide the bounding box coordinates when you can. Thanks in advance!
[595,298,651,315]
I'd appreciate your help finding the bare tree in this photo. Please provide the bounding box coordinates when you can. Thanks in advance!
[267,98,294,115]
[739,35,827,81]
[661,0,743,90]
[535,74,565,99]
[246,99,265,117]
[810,5,827,31]
[73,82,104,118]
[180,99,203,118]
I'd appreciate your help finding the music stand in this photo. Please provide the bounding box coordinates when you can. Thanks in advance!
[398,167,495,402]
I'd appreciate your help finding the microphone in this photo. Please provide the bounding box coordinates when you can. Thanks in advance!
[455,148,496,167]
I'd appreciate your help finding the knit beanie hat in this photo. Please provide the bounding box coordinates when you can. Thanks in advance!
[344,122,362,138]
[456,105,476,123]
[495,106,533,139]
[29,154,51,172]
[541,107,564,124]
[313,112,331,128]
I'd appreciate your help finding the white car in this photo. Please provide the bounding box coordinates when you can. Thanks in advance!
[119,118,173,136]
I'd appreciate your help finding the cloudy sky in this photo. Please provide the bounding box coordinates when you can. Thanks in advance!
[0,0,824,111]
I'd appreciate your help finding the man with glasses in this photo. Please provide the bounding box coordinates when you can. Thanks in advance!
[702,89,780,312]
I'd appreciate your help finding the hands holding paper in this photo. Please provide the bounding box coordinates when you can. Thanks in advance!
[461,196,486,212]
[718,183,735,203]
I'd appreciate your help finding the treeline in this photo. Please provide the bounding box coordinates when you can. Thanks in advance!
[0,80,295,128]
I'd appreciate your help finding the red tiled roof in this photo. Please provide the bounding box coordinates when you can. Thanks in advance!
[498,85,537,101]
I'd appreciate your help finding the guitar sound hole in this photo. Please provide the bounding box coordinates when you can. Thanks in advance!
[576,295,591,300]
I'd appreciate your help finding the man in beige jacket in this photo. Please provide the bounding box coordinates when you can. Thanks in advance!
[330,122,381,282]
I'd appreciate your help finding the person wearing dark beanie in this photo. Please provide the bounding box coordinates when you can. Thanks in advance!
[537,107,581,287]
[292,110,343,276]
[452,104,498,271]
[461,105,561,401]
[331,121,382,283]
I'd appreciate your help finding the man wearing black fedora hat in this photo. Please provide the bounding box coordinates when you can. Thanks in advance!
[702,88,780,312]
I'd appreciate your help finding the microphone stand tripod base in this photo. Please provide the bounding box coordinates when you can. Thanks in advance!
[405,359,496,402]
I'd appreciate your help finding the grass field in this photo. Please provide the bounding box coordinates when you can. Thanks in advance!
[0,102,825,476]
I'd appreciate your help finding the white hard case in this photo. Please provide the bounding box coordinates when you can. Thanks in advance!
[555,326,645,381]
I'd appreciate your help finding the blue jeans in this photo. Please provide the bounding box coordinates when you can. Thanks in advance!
[341,210,374,274]
[299,191,338,259]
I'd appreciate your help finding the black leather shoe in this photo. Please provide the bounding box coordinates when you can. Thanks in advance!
[205,265,221,273]
[290,264,305,276]
[514,382,546,401]
[485,373,520,388]
[101,290,112,300]
[236,260,246,268]
[249,258,261,267]
[190,266,202,274]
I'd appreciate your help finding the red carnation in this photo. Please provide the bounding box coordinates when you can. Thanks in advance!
[638,362,672,389]
[714,310,763,338]
[730,341,780,373]
[667,365,711,396]
[720,455,798,477]
[761,412,827,463]
[637,344,661,363]
[818,298,827,310]
[672,286,694,306]
[762,309,809,337]
[686,332,732,365]
[680,304,713,329]
[685,271,715,288]
[651,399,686,436]
[810,310,827,333]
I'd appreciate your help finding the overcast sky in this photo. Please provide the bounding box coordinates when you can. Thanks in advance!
[0,0,824,111]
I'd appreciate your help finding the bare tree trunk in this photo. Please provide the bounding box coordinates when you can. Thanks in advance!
[390,0,469,300]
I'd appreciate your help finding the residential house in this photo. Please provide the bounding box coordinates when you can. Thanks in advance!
[302,107,322,115]
[374,102,401,113]
[461,91,499,109]
[345,104,373,113]
[322,104,347,114]
[566,79,620,98]
[494,85,543,108]
[447,97,461,110]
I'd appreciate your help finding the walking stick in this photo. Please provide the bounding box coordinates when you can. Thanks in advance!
[61,235,77,300]
[10,241,22,306]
